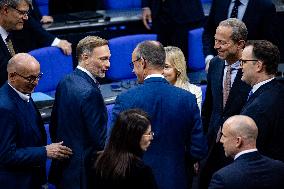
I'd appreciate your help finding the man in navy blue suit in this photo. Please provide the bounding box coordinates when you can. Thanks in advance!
[199,18,251,189]
[111,40,207,189]
[240,40,284,162]
[203,0,277,72]
[209,115,284,189]
[49,36,110,189]
[0,53,72,189]
[0,0,72,87]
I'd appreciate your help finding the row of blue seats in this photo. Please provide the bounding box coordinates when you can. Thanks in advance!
[35,0,212,16]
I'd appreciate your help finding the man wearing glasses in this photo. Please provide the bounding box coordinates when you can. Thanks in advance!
[0,53,73,189]
[199,18,251,189]
[0,0,72,87]
[240,40,284,162]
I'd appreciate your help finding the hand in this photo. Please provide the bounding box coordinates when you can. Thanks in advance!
[57,40,72,55]
[46,141,73,160]
[193,162,200,175]
[40,16,54,24]
[142,7,152,30]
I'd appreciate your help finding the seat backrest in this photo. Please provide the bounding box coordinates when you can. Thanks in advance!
[106,34,157,81]
[35,0,49,15]
[29,47,73,94]
[104,0,141,9]
[188,27,205,71]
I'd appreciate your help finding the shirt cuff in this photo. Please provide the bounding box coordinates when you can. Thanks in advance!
[51,37,60,47]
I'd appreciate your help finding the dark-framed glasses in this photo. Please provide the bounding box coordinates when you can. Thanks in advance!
[14,72,43,83]
[129,57,141,69]
[9,6,30,17]
[239,59,258,66]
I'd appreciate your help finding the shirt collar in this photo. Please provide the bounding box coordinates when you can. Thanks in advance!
[145,74,164,80]
[77,66,98,83]
[252,77,275,93]
[0,26,9,42]
[234,149,258,160]
[225,60,241,70]
[232,0,249,6]
[8,83,31,102]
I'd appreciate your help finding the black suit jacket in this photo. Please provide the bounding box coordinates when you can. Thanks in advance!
[240,79,284,162]
[142,0,204,24]
[203,0,277,56]
[0,17,55,87]
[209,151,284,189]
[200,57,251,189]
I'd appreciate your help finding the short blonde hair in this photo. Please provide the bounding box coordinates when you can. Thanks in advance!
[165,46,189,87]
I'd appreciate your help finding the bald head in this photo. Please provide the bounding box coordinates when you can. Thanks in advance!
[221,115,258,158]
[7,53,40,94]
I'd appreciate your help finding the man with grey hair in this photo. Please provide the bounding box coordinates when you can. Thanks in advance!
[209,115,284,189]
[0,0,72,87]
[0,53,72,189]
[49,36,110,189]
[111,40,207,189]
[199,18,251,189]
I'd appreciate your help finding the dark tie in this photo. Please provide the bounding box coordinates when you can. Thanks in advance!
[230,0,241,18]
[223,65,232,108]
[5,34,16,56]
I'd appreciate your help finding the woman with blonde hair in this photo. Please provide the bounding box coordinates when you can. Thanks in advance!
[163,46,202,110]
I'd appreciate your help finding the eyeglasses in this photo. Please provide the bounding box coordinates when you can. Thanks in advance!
[129,57,141,69]
[9,6,30,17]
[143,131,154,137]
[239,59,258,66]
[14,72,43,83]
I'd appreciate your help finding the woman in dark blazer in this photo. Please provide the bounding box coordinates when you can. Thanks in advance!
[92,109,157,189]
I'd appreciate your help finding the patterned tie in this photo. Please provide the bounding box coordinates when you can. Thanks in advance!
[223,65,232,108]
[5,35,16,56]
[230,0,241,18]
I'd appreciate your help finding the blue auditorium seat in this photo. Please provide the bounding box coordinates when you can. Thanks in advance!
[106,34,157,81]
[104,0,141,9]
[188,27,205,71]
[29,47,73,95]
[34,0,49,15]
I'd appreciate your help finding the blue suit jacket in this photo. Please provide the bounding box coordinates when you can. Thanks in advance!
[200,57,251,189]
[209,151,284,189]
[240,79,284,162]
[0,83,47,189]
[49,69,107,189]
[111,77,207,189]
[203,0,276,56]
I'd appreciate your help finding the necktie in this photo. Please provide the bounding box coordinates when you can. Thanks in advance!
[223,65,232,108]
[5,35,16,56]
[230,0,241,18]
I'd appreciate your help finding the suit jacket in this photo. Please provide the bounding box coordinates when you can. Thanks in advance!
[0,83,47,189]
[240,79,284,162]
[200,57,251,189]
[0,17,55,87]
[111,77,207,189]
[209,151,284,189]
[203,0,277,56]
[142,0,204,24]
[49,69,107,189]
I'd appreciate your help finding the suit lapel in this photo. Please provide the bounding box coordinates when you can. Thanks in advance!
[242,0,254,23]
[224,69,242,110]
[74,68,100,89]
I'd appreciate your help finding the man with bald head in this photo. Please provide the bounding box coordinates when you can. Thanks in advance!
[0,53,72,189]
[209,115,284,189]
[111,40,207,189]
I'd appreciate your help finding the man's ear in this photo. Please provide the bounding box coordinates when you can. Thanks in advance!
[9,72,16,82]
[81,53,89,62]
[238,40,246,50]
[235,137,242,148]
[141,57,147,69]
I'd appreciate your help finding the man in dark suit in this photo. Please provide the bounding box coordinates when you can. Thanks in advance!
[0,53,72,189]
[240,40,284,162]
[111,40,207,189]
[199,18,251,189]
[49,36,110,189]
[0,0,72,87]
[142,0,204,59]
[203,0,276,71]
[209,115,284,189]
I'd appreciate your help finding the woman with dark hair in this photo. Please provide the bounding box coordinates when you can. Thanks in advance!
[93,109,157,189]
